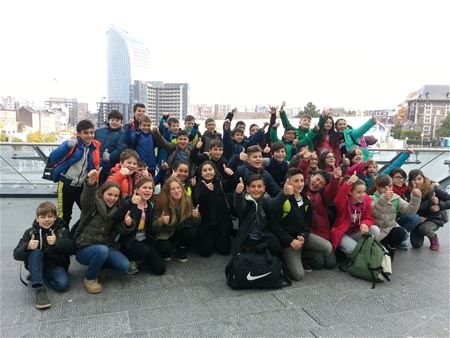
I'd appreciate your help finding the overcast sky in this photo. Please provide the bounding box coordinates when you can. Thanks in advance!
[1,0,449,111]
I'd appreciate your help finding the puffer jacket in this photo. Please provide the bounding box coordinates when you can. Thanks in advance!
[75,183,135,249]
[107,163,141,197]
[370,191,421,240]
[94,124,126,167]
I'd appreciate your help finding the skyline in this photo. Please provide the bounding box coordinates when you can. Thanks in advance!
[1,0,449,111]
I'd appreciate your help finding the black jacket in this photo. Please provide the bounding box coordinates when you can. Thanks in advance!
[270,194,313,248]
[13,218,75,270]
[265,158,288,188]
[236,164,282,197]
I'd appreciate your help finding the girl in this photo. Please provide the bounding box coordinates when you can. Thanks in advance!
[370,175,422,257]
[171,160,195,197]
[153,176,200,262]
[115,177,165,275]
[331,173,380,255]
[289,150,319,187]
[318,150,349,176]
[75,168,134,294]
[407,169,450,250]
[193,161,235,257]
[314,114,341,162]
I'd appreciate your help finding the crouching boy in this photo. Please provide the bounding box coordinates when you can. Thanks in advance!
[13,202,75,310]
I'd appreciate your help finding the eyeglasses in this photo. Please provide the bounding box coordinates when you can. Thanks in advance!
[392,176,405,180]
[326,155,335,159]
[310,158,318,161]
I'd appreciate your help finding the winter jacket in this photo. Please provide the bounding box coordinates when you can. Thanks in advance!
[13,218,75,270]
[75,183,135,249]
[331,182,375,250]
[370,191,421,240]
[406,183,450,227]
[94,124,126,167]
[270,194,312,248]
[279,109,317,151]
[107,163,142,197]
[190,148,229,177]
[201,130,222,153]
[49,138,100,184]
[223,127,264,161]
[152,205,200,241]
[123,126,162,170]
[269,127,297,161]
[263,158,288,188]
[232,190,285,254]
[236,163,282,197]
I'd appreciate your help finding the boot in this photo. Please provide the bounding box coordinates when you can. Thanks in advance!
[35,286,51,310]
[430,235,440,251]
[83,279,102,294]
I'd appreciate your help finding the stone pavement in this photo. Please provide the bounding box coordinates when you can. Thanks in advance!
[1,197,449,338]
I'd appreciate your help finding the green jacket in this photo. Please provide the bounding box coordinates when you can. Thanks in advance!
[343,118,376,161]
[269,127,295,161]
[280,110,317,151]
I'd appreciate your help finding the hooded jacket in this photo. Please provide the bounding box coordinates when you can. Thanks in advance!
[94,123,126,167]
[107,163,141,197]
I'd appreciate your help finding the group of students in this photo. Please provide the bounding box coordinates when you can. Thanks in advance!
[14,102,450,310]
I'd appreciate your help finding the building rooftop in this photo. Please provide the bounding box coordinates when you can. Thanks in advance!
[0,196,449,337]
[407,85,450,101]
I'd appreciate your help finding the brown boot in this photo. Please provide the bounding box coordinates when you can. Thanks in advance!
[83,279,102,294]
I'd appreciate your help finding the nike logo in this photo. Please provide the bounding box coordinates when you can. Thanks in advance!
[246,271,272,281]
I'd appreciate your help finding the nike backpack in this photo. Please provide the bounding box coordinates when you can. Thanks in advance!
[225,246,282,290]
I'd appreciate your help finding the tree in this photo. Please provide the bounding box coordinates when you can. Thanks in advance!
[297,102,320,118]
[400,130,422,141]
[436,111,450,138]
[0,133,8,142]
[27,131,42,142]
[390,124,402,139]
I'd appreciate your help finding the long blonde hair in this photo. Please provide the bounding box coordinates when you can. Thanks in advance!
[154,176,193,223]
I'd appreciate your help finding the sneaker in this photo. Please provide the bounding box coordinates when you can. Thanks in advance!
[83,279,102,294]
[281,274,292,288]
[164,256,172,262]
[176,246,188,262]
[430,235,440,251]
[126,261,139,275]
[398,242,408,250]
[35,286,51,310]
[303,263,313,273]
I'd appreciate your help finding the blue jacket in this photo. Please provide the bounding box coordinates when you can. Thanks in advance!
[223,128,264,160]
[124,126,158,170]
[49,138,99,183]
[94,124,126,167]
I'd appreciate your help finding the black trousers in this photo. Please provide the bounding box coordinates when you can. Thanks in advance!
[121,238,165,275]
[156,227,197,258]
[197,223,231,257]
[242,232,281,256]
[380,227,408,249]
[57,181,82,229]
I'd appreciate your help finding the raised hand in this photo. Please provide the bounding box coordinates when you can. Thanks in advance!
[342,154,350,167]
[46,230,56,246]
[160,161,169,170]
[262,121,270,130]
[223,164,234,176]
[384,187,394,200]
[239,150,248,162]
[223,119,231,131]
[28,234,39,251]
[347,172,359,185]
[371,116,378,124]
[120,167,130,176]
[281,101,286,110]
[411,188,422,198]
[273,122,280,129]
[313,124,320,132]
[131,191,142,205]
[192,204,200,218]
[333,166,342,179]
[263,145,271,154]
[431,194,439,205]
[268,106,277,115]
[163,122,169,129]
[124,211,132,226]
[88,167,103,184]
[283,178,294,196]
[196,141,203,149]
[292,138,298,148]
[202,180,214,191]
[159,210,170,225]
[406,147,414,154]
[236,177,245,194]
[231,108,238,114]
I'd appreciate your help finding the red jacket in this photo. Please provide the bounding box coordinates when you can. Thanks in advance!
[107,163,140,197]
[307,176,340,241]
[331,182,374,250]
[315,138,342,163]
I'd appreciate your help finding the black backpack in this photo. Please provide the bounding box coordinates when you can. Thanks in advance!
[225,244,282,290]
[42,145,77,182]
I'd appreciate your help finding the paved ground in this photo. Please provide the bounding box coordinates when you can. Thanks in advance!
[1,197,449,338]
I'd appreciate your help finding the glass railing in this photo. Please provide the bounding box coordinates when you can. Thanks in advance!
[0,142,449,196]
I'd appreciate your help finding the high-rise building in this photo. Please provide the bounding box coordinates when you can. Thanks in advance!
[106,25,150,119]
[97,102,129,127]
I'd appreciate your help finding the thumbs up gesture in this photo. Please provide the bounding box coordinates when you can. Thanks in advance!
[411,188,422,198]
[384,186,394,200]
[223,164,234,176]
[239,150,248,162]
[202,180,214,191]
[88,167,103,185]
[124,210,132,226]
[46,230,56,246]
[431,193,439,205]
[131,191,142,205]
[120,166,130,176]
[236,177,245,194]
[347,172,359,185]
[192,204,200,218]
[283,178,294,196]
[196,140,203,149]
[342,154,350,167]
[159,210,170,225]
[28,234,39,250]
[333,166,342,179]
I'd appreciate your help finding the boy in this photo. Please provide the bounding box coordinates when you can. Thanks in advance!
[155,129,193,170]
[49,119,100,228]
[127,103,146,132]
[94,110,126,183]
[124,115,162,176]
[201,118,222,152]
[191,139,230,177]
[107,149,141,197]
[13,202,75,309]
[158,115,180,163]
[234,145,281,197]
[184,114,202,148]
[263,142,289,188]
[269,122,298,161]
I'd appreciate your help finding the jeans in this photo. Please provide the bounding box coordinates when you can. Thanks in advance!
[339,225,381,255]
[27,249,70,292]
[76,245,130,280]
[397,214,420,232]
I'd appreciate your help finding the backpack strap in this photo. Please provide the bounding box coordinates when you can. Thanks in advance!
[349,234,369,263]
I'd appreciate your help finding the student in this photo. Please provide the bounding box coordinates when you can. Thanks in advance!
[191,139,229,177]
[201,118,222,152]
[115,177,165,275]
[13,202,74,309]
[334,116,377,161]
[331,173,381,255]
[407,169,450,250]
[183,114,202,147]
[107,149,141,198]
[232,174,285,256]
[263,142,289,188]
[74,168,134,294]
[153,176,200,262]
[158,115,180,163]
[291,150,320,186]
[318,150,349,175]
[94,109,126,183]
[155,129,193,173]
[269,122,298,161]
[49,119,100,229]
[234,145,282,197]
[126,103,146,132]
[270,169,332,281]
[124,115,162,176]
[370,174,422,257]
[279,104,316,151]
[315,112,340,162]
[193,161,235,257]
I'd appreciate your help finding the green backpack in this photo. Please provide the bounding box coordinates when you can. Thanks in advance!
[347,235,392,288]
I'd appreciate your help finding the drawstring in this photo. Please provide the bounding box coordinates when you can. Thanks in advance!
[39,228,43,250]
